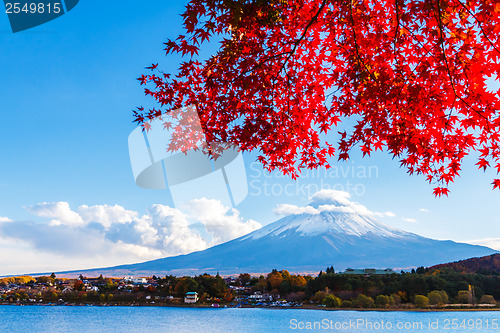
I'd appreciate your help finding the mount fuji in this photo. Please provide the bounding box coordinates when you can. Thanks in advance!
[63,191,497,276]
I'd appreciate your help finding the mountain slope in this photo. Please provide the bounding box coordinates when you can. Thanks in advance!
[60,194,497,276]
[429,253,500,274]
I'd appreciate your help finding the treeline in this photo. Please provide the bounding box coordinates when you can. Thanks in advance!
[0,276,35,285]
[303,267,499,308]
[1,267,499,308]
[156,274,230,301]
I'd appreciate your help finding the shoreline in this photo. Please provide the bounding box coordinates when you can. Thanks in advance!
[1,303,499,312]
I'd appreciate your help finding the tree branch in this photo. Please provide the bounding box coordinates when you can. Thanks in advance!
[277,0,328,75]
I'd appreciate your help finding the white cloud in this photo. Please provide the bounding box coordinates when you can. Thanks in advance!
[0,216,12,222]
[380,211,396,217]
[0,200,262,275]
[185,198,262,244]
[21,202,208,256]
[0,233,165,276]
[26,201,84,226]
[273,204,321,216]
[139,204,208,255]
[275,190,397,219]
[310,189,351,205]
[419,208,430,213]
[78,204,138,228]
[402,217,417,223]
[464,238,500,251]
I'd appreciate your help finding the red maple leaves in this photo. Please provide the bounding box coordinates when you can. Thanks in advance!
[134,0,500,195]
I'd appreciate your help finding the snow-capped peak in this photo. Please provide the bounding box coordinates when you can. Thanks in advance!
[244,190,411,240]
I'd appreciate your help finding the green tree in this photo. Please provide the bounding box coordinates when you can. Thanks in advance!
[174,277,199,297]
[46,291,58,302]
[103,278,117,291]
[238,273,251,286]
[416,267,426,274]
[340,300,352,308]
[480,295,496,305]
[353,294,374,308]
[325,266,335,274]
[279,280,291,295]
[312,290,328,303]
[414,295,429,308]
[428,290,448,306]
[457,290,473,304]
[375,295,390,308]
[322,294,341,308]
[255,277,268,292]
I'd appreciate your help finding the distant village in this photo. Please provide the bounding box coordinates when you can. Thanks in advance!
[1,266,499,310]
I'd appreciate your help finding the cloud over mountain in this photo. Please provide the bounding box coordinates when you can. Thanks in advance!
[274,190,396,219]
[64,190,496,277]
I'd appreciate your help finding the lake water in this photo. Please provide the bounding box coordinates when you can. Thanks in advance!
[0,306,499,332]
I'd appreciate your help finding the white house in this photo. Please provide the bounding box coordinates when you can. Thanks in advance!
[184,292,199,304]
[132,278,147,284]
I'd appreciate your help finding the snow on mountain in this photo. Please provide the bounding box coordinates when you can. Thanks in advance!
[247,190,410,239]
[246,204,409,239]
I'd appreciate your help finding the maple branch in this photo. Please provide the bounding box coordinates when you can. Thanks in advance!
[238,49,292,78]
[277,0,328,75]
[455,0,500,56]
[393,0,400,57]
[138,0,500,193]
[434,0,490,130]
[434,0,459,129]
[348,0,377,83]
[393,0,403,118]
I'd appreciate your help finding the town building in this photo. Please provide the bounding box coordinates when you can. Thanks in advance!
[184,292,198,304]
[343,268,395,275]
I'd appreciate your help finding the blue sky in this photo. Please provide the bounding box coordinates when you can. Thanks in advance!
[0,1,499,275]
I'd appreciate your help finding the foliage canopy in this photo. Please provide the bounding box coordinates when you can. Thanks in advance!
[135,0,500,195]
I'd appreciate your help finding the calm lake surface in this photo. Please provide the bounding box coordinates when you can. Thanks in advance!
[0,306,499,332]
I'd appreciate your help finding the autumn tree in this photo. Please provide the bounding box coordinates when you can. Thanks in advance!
[290,275,307,288]
[135,0,500,195]
[267,270,284,289]
[73,280,84,292]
